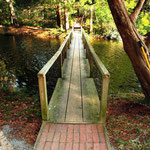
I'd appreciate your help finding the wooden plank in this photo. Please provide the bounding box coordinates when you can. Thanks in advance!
[65,32,83,122]
[80,48,86,59]
[49,78,70,123]
[79,37,90,78]
[82,78,100,123]
[48,58,72,123]
[79,33,100,123]
[65,62,82,122]
[80,59,90,78]
[62,59,72,79]
[67,33,76,59]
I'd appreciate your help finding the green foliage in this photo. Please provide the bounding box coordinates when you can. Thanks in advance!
[0,0,11,25]
[16,4,58,28]
[136,12,150,35]
[125,0,150,35]
[125,0,136,13]
[78,0,149,36]
[0,0,149,36]
[94,0,115,35]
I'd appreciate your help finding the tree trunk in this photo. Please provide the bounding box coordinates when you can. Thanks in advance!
[64,2,69,31]
[78,7,81,16]
[90,5,93,33]
[107,0,150,102]
[6,0,18,26]
[56,4,63,30]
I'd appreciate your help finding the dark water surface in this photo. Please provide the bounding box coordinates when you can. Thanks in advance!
[90,40,142,93]
[0,35,61,93]
[0,35,142,94]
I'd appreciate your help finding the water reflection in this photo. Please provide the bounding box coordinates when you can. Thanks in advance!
[90,40,142,93]
[0,35,60,93]
[0,35,142,94]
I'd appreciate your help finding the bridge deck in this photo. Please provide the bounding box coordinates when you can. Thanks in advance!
[49,30,100,123]
[34,28,111,150]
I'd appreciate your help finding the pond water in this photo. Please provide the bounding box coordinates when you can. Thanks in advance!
[0,35,142,94]
[90,40,142,93]
[0,35,61,93]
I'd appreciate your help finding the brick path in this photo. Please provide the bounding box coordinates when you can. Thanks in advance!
[36,123,108,150]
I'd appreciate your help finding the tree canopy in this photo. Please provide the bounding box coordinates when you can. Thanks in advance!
[0,0,149,37]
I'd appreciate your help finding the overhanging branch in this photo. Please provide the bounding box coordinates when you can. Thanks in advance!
[130,0,145,23]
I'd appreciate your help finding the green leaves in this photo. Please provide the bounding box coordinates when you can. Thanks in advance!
[0,0,149,36]
[136,12,150,35]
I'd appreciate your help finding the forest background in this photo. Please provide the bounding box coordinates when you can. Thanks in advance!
[0,0,149,39]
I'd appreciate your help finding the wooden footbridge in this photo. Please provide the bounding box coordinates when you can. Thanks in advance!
[34,25,111,150]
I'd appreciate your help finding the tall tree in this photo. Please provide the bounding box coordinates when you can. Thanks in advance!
[64,0,69,31]
[90,4,93,33]
[6,0,18,26]
[56,3,63,30]
[107,0,150,102]
[85,0,96,33]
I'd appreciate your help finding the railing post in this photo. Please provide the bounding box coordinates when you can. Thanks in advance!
[89,54,94,77]
[38,74,49,121]
[56,55,62,78]
[60,53,62,77]
[84,41,88,58]
[68,38,70,49]
[100,75,110,123]
[64,43,67,59]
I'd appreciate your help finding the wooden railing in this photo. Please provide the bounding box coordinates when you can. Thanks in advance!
[81,28,110,122]
[38,28,73,121]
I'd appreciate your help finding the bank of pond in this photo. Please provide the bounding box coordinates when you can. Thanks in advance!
[0,34,142,97]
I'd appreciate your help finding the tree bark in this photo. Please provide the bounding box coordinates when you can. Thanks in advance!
[64,0,69,31]
[56,3,63,30]
[90,5,93,33]
[130,0,145,24]
[6,0,18,26]
[107,0,150,102]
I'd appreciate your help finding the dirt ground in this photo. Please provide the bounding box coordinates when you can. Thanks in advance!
[106,97,150,149]
[0,90,42,150]
[0,25,67,40]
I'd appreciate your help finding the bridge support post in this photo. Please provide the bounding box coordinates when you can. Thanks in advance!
[56,55,62,78]
[89,54,94,77]
[38,75,49,121]
[100,76,109,122]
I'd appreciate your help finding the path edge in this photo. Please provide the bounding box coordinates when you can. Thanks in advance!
[103,124,112,150]
[33,121,46,150]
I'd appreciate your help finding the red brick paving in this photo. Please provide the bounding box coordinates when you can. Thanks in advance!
[36,124,108,150]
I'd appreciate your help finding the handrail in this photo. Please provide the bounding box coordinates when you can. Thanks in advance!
[38,29,73,76]
[81,27,110,122]
[82,28,110,77]
[38,28,73,120]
